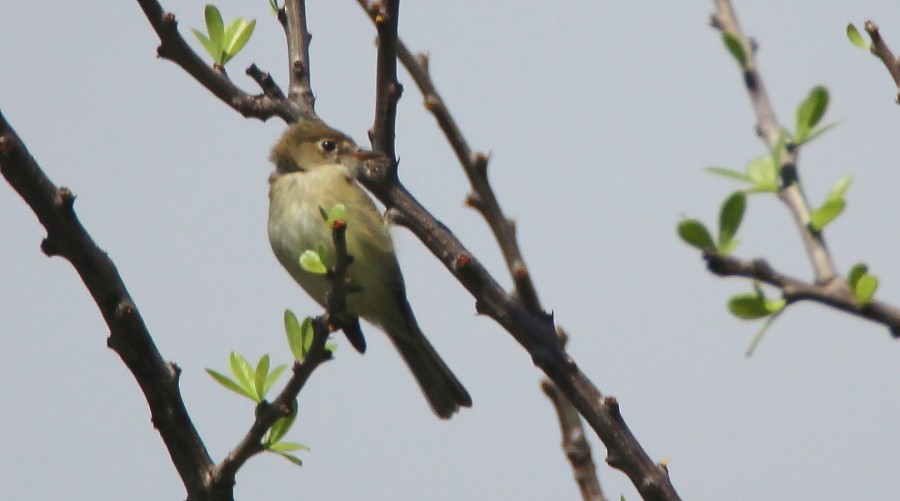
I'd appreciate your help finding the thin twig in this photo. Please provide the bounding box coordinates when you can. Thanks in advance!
[543,380,607,501]
[368,0,402,160]
[211,221,352,490]
[705,252,900,337]
[863,21,900,103]
[390,31,603,501]
[711,0,840,287]
[0,111,215,499]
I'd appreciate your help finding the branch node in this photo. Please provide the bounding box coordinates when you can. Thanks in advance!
[55,187,75,211]
[39,238,60,257]
[453,253,473,271]
[472,152,489,178]
[423,95,440,112]
[415,52,430,72]
[383,207,406,226]
[601,395,620,418]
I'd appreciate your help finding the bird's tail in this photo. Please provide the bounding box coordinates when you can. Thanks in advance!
[392,323,471,419]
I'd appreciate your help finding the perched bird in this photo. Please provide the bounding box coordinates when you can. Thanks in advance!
[267,120,472,418]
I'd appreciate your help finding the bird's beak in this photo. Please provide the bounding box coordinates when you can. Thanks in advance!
[351,149,386,161]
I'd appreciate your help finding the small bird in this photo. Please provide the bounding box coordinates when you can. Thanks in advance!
[267,120,472,418]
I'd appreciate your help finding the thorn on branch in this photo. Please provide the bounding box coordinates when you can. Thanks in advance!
[454,253,472,270]
[383,207,406,226]
[464,192,483,211]
[55,187,75,211]
[601,396,620,417]
[472,152,489,178]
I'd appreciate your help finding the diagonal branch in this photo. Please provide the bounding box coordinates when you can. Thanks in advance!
[0,112,215,499]
[711,0,840,287]
[705,251,900,336]
[862,21,900,102]
[355,7,675,493]
[387,30,604,501]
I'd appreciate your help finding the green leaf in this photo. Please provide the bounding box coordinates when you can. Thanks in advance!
[728,293,770,320]
[746,155,778,192]
[326,203,347,228]
[204,4,225,47]
[269,0,280,13]
[274,451,304,466]
[848,263,868,288]
[809,198,845,232]
[300,317,315,359]
[229,351,259,401]
[677,219,715,251]
[325,342,338,354]
[705,166,754,183]
[745,310,783,357]
[263,364,287,395]
[267,441,310,453]
[222,19,256,64]
[206,368,256,400]
[846,23,870,49]
[285,310,305,362]
[319,206,329,221]
[801,121,838,145]
[827,176,852,201]
[718,238,740,256]
[299,250,327,274]
[854,274,878,306]
[316,243,330,270]
[254,354,270,400]
[718,191,746,253]
[722,32,748,68]
[266,400,298,445]
[191,29,219,61]
[763,297,786,314]
[796,86,829,143]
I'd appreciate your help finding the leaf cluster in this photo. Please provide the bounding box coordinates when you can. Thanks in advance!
[192,4,256,66]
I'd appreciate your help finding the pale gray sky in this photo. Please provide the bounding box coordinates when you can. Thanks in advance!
[3,1,900,500]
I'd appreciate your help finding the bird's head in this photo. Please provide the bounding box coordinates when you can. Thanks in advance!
[270,120,382,174]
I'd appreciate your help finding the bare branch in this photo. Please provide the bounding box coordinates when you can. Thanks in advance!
[863,21,900,103]
[711,0,840,286]
[280,0,318,117]
[0,111,215,499]
[367,0,402,160]
[706,252,900,337]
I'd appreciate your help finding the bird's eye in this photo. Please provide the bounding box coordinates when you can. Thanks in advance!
[320,140,337,152]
